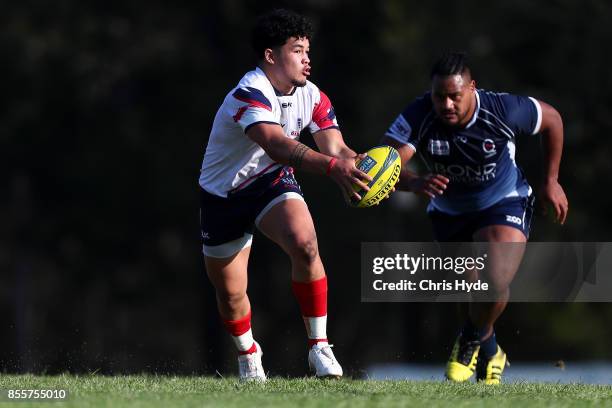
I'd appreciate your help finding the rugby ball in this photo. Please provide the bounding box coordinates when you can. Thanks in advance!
[351,145,401,208]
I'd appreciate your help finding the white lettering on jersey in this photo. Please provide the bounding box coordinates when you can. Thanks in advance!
[433,162,497,183]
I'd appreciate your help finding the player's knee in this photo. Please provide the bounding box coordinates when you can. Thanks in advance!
[287,232,319,265]
[486,281,510,298]
[485,268,515,293]
[216,288,247,306]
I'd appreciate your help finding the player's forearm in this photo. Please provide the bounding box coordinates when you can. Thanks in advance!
[313,128,357,158]
[331,145,357,159]
[316,143,355,159]
[539,107,564,182]
[248,123,333,174]
[264,136,332,175]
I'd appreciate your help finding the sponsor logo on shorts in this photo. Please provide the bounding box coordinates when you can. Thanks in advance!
[428,139,450,156]
[505,215,522,225]
[281,175,299,187]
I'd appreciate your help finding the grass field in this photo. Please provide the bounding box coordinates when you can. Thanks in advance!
[0,375,611,407]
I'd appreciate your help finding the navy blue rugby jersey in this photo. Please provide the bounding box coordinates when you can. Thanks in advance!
[385,90,542,214]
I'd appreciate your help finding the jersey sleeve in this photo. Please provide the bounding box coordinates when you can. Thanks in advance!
[227,86,279,133]
[308,90,339,133]
[384,95,431,152]
[499,94,542,136]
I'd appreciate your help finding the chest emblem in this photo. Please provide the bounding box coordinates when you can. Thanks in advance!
[428,139,450,156]
[482,139,497,158]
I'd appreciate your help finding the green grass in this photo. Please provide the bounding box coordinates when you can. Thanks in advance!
[0,375,611,407]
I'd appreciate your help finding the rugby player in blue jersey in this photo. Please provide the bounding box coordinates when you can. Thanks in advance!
[382,52,569,384]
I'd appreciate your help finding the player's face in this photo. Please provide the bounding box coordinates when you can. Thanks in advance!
[275,37,311,88]
[431,74,476,127]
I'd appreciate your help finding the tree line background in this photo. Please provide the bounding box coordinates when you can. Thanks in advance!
[1,0,611,376]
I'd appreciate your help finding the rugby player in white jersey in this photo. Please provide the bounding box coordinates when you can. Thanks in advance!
[199,9,371,380]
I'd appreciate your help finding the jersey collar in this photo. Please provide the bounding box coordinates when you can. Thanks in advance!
[255,66,297,97]
[465,90,480,129]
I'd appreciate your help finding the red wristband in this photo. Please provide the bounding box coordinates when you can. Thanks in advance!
[326,157,338,176]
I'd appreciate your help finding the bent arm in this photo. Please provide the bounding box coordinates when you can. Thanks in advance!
[536,100,569,224]
[381,136,449,198]
[538,101,564,183]
[247,123,331,174]
[247,123,371,199]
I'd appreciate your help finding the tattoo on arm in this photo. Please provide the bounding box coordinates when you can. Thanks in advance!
[289,143,310,169]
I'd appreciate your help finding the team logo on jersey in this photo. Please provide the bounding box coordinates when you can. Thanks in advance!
[482,139,496,158]
[428,139,450,156]
[454,135,468,143]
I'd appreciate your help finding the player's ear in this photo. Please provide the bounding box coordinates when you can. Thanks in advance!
[264,48,275,65]
[469,80,476,92]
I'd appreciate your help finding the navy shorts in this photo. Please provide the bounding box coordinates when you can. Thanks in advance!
[200,166,304,256]
[429,195,535,242]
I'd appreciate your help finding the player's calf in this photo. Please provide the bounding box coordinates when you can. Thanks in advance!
[292,276,343,378]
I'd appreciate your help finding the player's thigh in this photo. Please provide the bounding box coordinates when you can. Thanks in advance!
[473,225,526,291]
[257,197,319,257]
[204,246,251,297]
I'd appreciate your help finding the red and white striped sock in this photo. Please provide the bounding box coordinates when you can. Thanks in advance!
[292,276,329,348]
[222,311,257,355]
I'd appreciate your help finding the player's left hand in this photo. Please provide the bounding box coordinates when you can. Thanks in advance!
[329,155,372,202]
[539,179,569,225]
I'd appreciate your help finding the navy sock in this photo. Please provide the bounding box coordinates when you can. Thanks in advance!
[479,331,498,358]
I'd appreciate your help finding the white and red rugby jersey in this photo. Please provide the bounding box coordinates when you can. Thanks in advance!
[199,67,338,197]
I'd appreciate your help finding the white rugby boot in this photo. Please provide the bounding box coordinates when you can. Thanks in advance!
[237,341,266,381]
[308,343,343,378]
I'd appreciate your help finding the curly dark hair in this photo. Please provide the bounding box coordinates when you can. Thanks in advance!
[251,9,314,59]
[430,51,472,78]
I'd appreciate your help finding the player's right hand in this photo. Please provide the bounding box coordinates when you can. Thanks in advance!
[411,174,449,198]
[539,179,569,225]
[329,157,372,201]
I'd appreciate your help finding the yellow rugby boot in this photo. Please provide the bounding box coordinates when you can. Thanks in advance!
[445,335,480,382]
[476,345,508,385]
